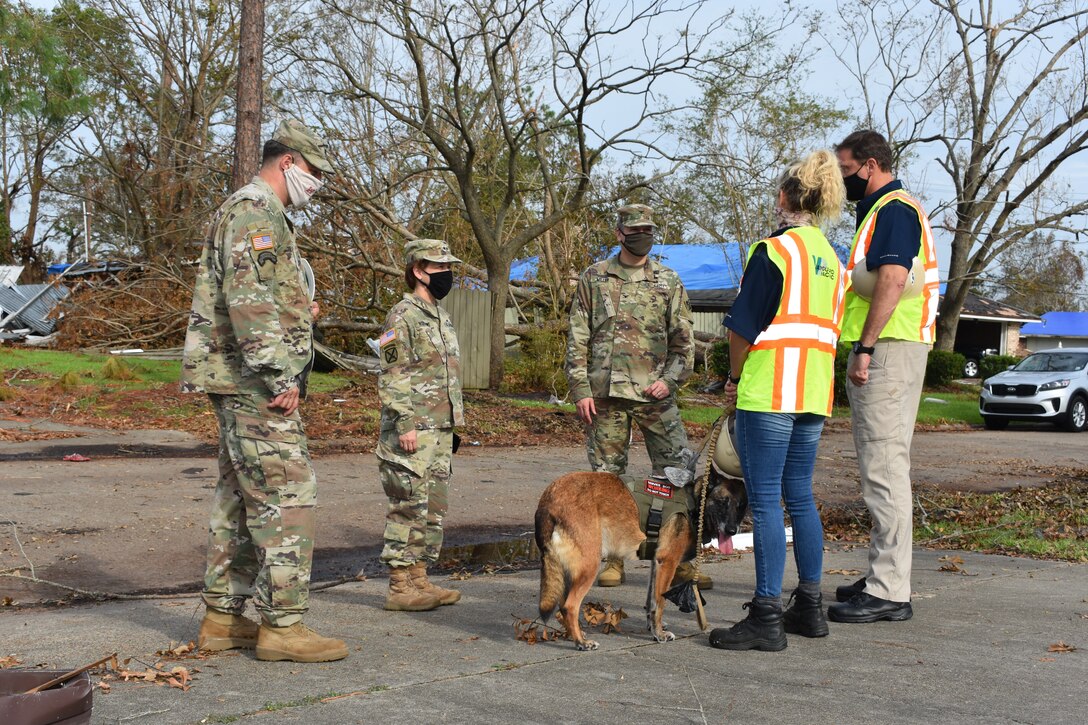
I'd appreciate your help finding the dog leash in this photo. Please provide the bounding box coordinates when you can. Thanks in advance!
[692,401,735,631]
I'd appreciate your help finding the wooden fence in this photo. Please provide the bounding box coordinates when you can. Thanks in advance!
[440,288,492,389]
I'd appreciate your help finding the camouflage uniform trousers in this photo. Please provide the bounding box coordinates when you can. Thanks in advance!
[378,428,453,568]
[586,397,690,476]
[202,392,316,627]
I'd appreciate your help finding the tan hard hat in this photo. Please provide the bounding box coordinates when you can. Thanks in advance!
[850,257,924,301]
[711,413,743,479]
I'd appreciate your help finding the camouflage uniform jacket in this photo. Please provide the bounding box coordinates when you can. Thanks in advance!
[181,176,313,396]
[566,255,694,402]
[378,293,464,438]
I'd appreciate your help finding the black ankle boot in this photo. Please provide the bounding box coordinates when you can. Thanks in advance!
[709,597,787,651]
[782,585,829,638]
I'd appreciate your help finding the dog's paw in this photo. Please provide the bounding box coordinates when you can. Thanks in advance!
[653,630,676,643]
[576,639,600,651]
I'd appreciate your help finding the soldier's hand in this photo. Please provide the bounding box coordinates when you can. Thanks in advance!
[269,386,301,416]
[399,430,418,453]
[575,397,596,425]
[643,380,670,400]
[310,301,320,318]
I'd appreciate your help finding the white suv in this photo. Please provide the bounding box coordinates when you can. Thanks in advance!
[979,348,1088,432]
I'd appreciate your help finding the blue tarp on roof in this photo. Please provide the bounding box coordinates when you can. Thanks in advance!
[512,241,852,291]
[1020,311,1088,338]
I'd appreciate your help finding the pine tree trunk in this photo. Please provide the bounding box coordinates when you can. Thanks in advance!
[232,0,265,192]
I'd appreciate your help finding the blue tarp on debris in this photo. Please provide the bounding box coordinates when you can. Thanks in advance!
[1019,311,1088,338]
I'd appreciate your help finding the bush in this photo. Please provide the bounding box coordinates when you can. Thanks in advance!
[834,341,851,405]
[707,339,730,379]
[502,327,569,396]
[925,350,966,388]
[980,354,1019,379]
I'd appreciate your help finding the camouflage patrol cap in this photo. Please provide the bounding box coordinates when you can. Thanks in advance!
[616,203,657,229]
[405,239,462,265]
[272,119,334,175]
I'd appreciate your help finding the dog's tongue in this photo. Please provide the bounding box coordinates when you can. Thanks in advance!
[718,536,734,555]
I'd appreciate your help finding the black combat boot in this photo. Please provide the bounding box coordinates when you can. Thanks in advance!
[708,597,787,651]
[782,581,829,638]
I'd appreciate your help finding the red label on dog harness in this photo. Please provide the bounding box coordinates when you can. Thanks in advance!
[644,479,673,499]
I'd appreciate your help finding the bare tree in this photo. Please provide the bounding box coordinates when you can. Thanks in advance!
[830,0,1088,350]
[286,0,729,388]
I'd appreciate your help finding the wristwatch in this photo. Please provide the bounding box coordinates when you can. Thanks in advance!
[728,374,741,385]
[852,341,876,356]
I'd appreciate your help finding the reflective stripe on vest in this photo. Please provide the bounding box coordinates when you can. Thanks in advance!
[842,190,940,343]
[738,227,846,415]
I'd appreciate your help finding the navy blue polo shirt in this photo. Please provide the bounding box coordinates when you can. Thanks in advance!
[855,180,922,271]
[722,227,790,345]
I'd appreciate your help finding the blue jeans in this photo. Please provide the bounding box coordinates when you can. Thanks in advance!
[736,410,826,599]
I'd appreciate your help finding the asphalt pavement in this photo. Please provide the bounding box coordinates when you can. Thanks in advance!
[2,546,1085,724]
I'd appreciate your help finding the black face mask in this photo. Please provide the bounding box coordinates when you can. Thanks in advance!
[621,230,654,257]
[843,168,871,202]
[422,269,453,300]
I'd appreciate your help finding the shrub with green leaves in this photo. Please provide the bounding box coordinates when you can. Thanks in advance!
[834,341,851,405]
[707,339,730,379]
[502,327,569,396]
[980,354,1020,379]
[925,350,966,388]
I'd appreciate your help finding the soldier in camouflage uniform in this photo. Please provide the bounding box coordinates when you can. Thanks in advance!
[182,120,347,663]
[377,238,465,612]
[566,203,696,587]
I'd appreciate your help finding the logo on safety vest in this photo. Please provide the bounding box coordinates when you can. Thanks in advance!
[644,479,673,499]
[812,255,836,280]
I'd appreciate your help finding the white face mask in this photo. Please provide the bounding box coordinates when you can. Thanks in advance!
[284,163,323,208]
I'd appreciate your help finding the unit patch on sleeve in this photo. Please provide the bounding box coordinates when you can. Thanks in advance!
[644,479,673,499]
[249,230,274,251]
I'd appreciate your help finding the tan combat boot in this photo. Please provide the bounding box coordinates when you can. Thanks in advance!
[597,559,625,587]
[672,561,713,590]
[384,566,441,611]
[255,622,349,663]
[408,562,461,605]
[198,610,259,651]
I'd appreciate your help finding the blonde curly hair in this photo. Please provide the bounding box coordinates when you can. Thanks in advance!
[778,150,845,228]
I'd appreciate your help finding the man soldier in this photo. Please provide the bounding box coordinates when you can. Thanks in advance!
[565,203,697,588]
[182,119,348,662]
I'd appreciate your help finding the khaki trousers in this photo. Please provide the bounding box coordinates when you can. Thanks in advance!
[845,341,929,603]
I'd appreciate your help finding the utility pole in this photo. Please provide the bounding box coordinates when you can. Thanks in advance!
[231,0,265,192]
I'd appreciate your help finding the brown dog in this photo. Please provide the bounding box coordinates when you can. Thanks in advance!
[534,467,747,650]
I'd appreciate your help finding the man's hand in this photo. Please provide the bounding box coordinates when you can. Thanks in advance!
[310,301,320,318]
[643,380,670,400]
[724,379,738,407]
[399,429,418,453]
[848,353,871,387]
[268,386,301,416]
[575,397,597,425]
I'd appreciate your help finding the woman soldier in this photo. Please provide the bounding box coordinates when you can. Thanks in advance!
[376,239,464,611]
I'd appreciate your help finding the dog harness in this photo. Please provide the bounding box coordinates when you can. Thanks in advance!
[621,475,696,560]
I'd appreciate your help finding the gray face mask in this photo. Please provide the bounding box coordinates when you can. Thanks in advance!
[621,230,654,257]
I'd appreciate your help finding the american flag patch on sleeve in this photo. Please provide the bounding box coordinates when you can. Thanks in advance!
[379,328,397,346]
[250,231,274,251]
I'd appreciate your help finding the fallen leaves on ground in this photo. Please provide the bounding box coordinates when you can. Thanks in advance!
[512,602,630,645]
[938,555,965,573]
[822,476,1088,562]
[1048,641,1077,653]
[156,641,210,661]
[106,663,197,692]
[825,568,862,576]
[0,655,24,668]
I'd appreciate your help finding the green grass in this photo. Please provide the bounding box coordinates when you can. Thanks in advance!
[0,348,352,393]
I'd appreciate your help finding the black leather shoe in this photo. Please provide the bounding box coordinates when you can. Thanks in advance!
[835,577,866,602]
[827,592,913,623]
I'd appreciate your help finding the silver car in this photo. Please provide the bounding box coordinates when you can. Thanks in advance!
[979,347,1088,432]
